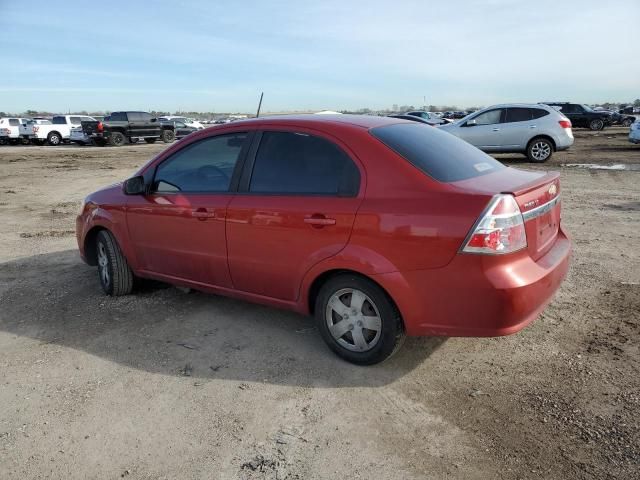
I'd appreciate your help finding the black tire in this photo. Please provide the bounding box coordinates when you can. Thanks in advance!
[95,230,134,296]
[33,139,45,146]
[0,138,7,145]
[526,137,554,163]
[622,118,633,128]
[9,138,19,145]
[92,138,107,147]
[129,137,139,144]
[47,131,62,146]
[315,274,405,365]
[589,119,604,131]
[144,138,157,144]
[108,131,126,147]
[160,129,175,143]
[20,137,30,145]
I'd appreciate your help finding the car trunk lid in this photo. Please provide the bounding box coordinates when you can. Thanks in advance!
[452,167,561,261]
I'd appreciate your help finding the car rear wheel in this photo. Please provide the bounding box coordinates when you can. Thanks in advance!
[527,137,553,163]
[144,138,157,144]
[47,132,61,146]
[589,119,604,131]
[129,137,139,144]
[160,129,175,143]
[315,274,405,365]
[108,131,126,147]
[622,118,633,128]
[95,230,134,296]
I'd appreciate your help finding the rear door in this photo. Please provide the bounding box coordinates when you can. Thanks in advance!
[500,108,533,149]
[457,108,505,150]
[226,129,363,301]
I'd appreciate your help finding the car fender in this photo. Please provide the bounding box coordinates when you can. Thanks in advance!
[85,205,140,270]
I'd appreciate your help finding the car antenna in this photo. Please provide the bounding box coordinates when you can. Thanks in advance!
[256,92,264,118]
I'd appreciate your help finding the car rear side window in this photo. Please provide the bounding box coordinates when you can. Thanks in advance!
[52,116,66,124]
[70,116,83,125]
[9,119,20,126]
[370,123,505,182]
[248,131,360,196]
[110,112,127,121]
[153,133,248,193]
[530,108,550,119]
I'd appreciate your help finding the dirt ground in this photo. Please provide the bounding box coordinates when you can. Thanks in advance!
[0,127,638,479]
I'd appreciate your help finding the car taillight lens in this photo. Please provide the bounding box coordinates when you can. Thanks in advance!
[97,122,104,132]
[462,194,527,255]
[558,120,571,129]
[33,126,39,133]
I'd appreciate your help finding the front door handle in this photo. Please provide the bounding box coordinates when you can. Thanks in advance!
[492,128,500,132]
[529,125,537,129]
[304,215,336,227]
[191,208,217,220]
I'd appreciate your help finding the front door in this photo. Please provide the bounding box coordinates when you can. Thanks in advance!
[457,108,505,150]
[226,130,363,301]
[126,131,250,287]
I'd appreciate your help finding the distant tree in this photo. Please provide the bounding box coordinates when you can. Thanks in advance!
[634,99,640,107]
[25,109,38,116]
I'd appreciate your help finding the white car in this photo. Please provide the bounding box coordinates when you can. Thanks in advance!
[0,117,31,144]
[29,115,96,145]
[157,116,205,130]
[629,120,640,144]
[438,103,574,162]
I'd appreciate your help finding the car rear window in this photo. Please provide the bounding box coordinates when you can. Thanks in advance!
[370,123,505,182]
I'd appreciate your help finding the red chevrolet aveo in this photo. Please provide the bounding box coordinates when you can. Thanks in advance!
[76,115,571,364]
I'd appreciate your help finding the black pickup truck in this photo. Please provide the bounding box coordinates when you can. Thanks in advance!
[542,102,613,131]
[81,111,176,146]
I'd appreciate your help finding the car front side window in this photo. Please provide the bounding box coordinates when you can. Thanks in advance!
[153,133,248,193]
[470,109,503,126]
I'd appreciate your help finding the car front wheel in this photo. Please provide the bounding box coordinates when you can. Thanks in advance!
[622,118,633,127]
[589,119,604,131]
[315,274,405,365]
[95,230,134,296]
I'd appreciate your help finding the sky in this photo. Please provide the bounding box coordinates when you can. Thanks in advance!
[1,0,638,113]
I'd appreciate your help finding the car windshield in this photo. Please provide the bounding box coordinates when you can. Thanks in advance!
[370,123,505,182]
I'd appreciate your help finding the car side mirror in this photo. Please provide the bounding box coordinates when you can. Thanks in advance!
[123,175,146,195]
[465,119,477,127]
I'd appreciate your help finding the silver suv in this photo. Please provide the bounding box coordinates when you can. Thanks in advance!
[438,103,573,162]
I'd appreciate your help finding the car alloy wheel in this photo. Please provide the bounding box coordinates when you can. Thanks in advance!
[97,242,110,289]
[530,141,551,161]
[49,134,60,145]
[590,119,604,131]
[325,288,382,352]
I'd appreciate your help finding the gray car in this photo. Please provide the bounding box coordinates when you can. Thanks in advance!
[438,103,574,162]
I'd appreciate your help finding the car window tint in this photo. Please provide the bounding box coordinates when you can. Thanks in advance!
[530,108,549,119]
[249,131,360,196]
[110,112,126,121]
[9,119,20,126]
[52,116,66,124]
[370,123,505,182]
[154,133,247,193]
[505,108,531,123]
[70,116,83,125]
[472,109,503,125]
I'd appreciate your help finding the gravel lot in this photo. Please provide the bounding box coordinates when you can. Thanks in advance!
[1,127,638,479]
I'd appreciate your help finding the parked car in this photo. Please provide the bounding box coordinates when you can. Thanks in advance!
[0,117,31,144]
[170,120,199,139]
[629,119,640,144]
[158,116,205,130]
[81,111,175,146]
[609,111,636,127]
[26,115,97,145]
[76,115,571,365]
[403,111,450,125]
[542,102,612,130]
[19,119,51,143]
[388,114,438,126]
[438,104,573,162]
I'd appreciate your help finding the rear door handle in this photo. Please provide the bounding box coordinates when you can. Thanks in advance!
[492,128,500,131]
[304,215,336,227]
[529,125,537,129]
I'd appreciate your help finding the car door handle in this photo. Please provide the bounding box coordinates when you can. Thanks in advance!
[529,125,537,129]
[304,215,336,227]
[492,128,500,131]
[191,208,217,220]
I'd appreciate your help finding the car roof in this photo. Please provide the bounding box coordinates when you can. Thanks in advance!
[226,114,403,130]
[483,103,552,109]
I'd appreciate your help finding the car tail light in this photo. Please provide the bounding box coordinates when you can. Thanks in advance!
[558,120,571,129]
[97,122,104,132]
[462,194,527,255]
[33,126,39,133]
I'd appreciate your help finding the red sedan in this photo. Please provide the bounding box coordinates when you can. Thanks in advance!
[76,115,571,364]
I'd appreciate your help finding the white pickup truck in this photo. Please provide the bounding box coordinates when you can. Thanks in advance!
[0,117,31,144]
[28,114,96,145]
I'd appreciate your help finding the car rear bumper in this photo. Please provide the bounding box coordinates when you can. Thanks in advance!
[373,226,571,337]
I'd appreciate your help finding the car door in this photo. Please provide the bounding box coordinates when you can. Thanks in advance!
[455,108,505,150]
[126,131,251,287]
[226,129,363,301]
[499,107,534,149]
